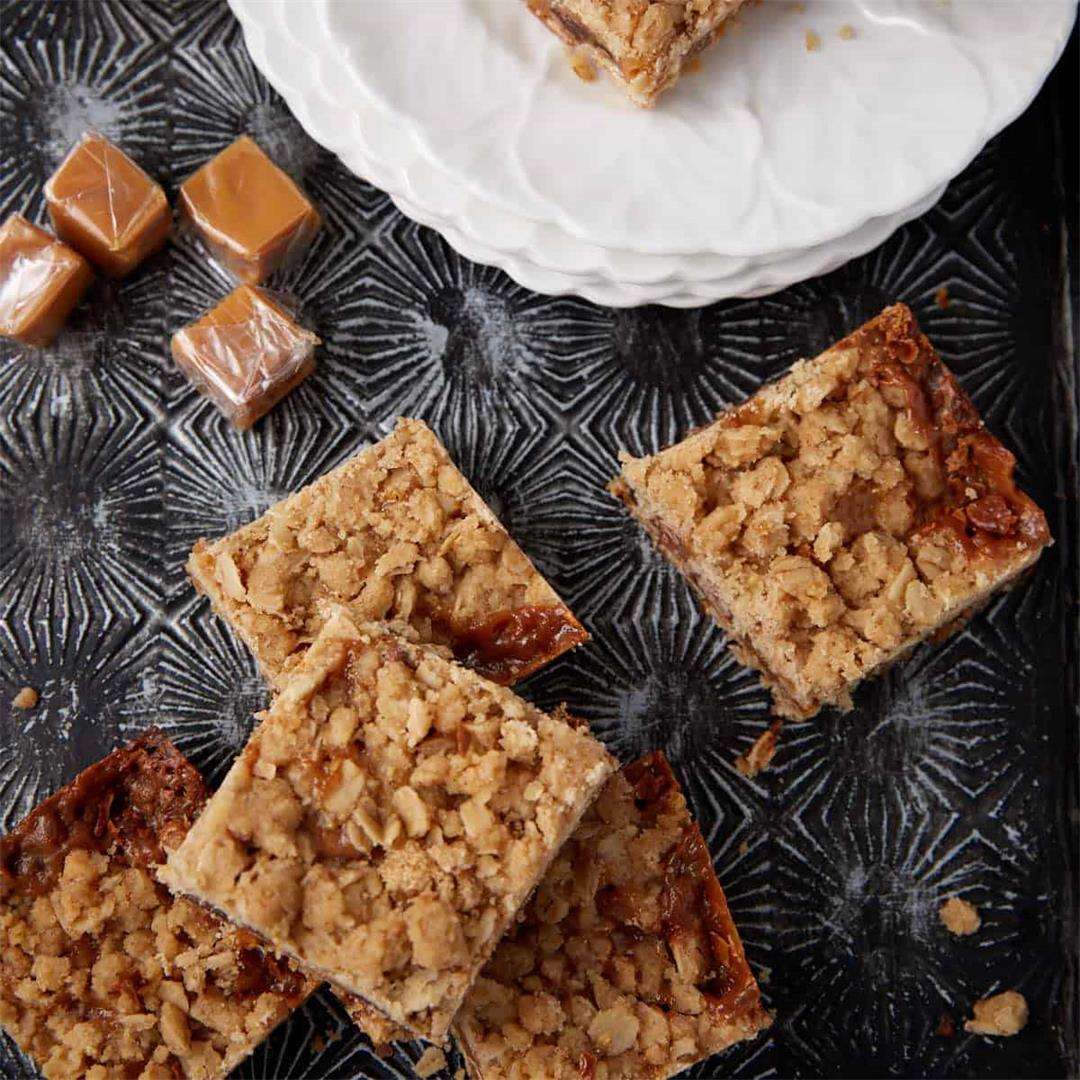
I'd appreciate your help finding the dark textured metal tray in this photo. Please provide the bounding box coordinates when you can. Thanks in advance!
[1,2,1076,1078]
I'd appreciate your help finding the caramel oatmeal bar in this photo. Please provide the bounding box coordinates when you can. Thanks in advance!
[0,732,313,1080]
[189,417,587,689]
[526,0,746,107]
[611,304,1050,719]
[455,751,770,1079]
[161,612,616,1043]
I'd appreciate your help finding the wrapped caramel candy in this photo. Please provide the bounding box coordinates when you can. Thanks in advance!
[171,284,319,429]
[179,136,320,284]
[45,132,170,277]
[0,215,93,347]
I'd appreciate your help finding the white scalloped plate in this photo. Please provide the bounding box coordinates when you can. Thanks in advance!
[230,0,1070,305]
[231,0,943,305]
[305,0,932,288]
[319,0,1075,258]
[393,182,947,306]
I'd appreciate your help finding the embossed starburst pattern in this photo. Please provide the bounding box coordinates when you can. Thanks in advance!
[0,1,168,224]
[0,3,1076,1079]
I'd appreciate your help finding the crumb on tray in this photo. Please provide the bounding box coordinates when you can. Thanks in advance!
[736,719,783,777]
[415,1046,448,1077]
[12,686,38,710]
[964,991,1028,1037]
[805,29,820,51]
[939,895,981,936]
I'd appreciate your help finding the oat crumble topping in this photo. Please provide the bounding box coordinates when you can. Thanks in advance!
[454,752,771,1079]
[162,613,615,1042]
[611,304,1050,718]
[0,732,313,1080]
[188,418,587,689]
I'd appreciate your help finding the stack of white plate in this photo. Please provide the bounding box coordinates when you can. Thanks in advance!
[230,0,1076,308]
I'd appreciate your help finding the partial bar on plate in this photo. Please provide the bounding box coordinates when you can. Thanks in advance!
[526,0,746,107]
[611,304,1050,718]
[188,417,589,688]
[179,135,320,284]
[0,731,314,1080]
[171,284,319,430]
[161,612,616,1043]
[0,214,93,347]
[454,751,771,1079]
[45,131,171,277]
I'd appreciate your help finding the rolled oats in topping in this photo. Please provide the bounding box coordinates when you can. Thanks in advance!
[612,305,1050,719]
[161,612,615,1042]
[939,896,981,937]
[0,732,313,1080]
[454,752,771,1079]
[189,417,586,689]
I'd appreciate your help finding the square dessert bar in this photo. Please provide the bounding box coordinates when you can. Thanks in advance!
[0,214,93,347]
[171,284,320,430]
[455,751,771,1079]
[0,732,313,1080]
[526,0,746,107]
[189,417,588,688]
[45,131,170,277]
[179,135,320,284]
[612,304,1050,718]
[161,612,616,1042]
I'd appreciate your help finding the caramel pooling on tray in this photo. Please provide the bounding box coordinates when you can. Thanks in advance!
[171,284,319,429]
[45,132,171,277]
[0,215,93,347]
[179,135,321,284]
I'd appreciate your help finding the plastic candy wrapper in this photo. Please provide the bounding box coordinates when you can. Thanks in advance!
[0,214,93,347]
[178,135,321,284]
[171,284,319,429]
[45,131,171,277]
